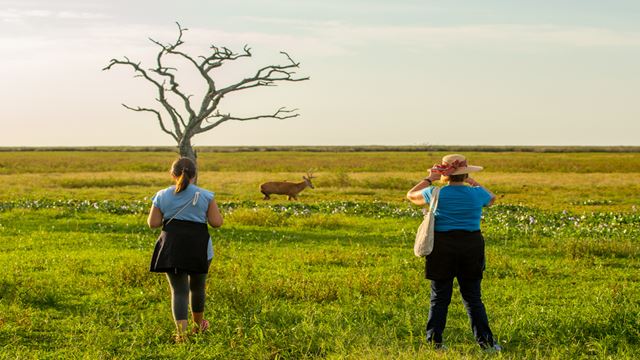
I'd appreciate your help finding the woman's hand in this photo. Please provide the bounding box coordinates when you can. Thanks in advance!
[406,169,439,206]
[465,177,497,206]
[427,168,442,182]
[464,177,480,186]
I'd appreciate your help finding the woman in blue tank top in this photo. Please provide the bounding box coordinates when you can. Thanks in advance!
[407,154,501,352]
[147,157,223,342]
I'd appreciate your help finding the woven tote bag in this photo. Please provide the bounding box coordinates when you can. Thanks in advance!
[414,187,441,257]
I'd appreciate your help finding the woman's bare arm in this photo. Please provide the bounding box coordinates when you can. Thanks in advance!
[406,171,441,206]
[147,206,164,228]
[207,199,223,227]
[465,177,496,206]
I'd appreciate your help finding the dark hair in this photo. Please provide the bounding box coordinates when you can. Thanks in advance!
[171,157,197,193]
[447,173,468,182]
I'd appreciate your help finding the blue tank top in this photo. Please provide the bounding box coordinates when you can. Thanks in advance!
[421,185,492,232]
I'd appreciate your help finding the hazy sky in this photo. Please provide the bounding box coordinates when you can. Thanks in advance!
[1,0,639,146]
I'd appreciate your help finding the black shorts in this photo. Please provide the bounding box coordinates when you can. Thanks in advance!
[425,230,485,280]
[150,219,210,274]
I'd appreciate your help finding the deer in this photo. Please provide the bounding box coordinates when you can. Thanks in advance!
[260,171,315,200]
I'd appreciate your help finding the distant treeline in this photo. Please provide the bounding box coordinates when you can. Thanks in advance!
[1,145,640,153]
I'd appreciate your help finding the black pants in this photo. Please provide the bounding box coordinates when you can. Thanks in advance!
[426,277,494,347]
[166,271,208,321]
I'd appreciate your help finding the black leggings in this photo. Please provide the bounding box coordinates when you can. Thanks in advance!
[166,271,208,321]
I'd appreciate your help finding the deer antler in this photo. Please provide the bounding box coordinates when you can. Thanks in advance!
[306,169,315,179]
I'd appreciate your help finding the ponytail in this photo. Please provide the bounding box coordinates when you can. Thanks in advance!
[170,157,197,194]
[175,169,191,193]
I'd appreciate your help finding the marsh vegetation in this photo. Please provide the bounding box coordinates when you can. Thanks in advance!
[0,150,638,358]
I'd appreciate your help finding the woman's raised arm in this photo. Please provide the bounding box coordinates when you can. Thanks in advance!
[406,171,441,206]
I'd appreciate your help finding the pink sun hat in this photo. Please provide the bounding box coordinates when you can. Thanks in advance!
[431,154,483,176]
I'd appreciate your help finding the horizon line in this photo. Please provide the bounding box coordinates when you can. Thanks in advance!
[2,145,640,153]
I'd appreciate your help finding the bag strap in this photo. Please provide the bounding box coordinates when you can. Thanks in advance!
[430,187,441,212]
[423,187,441,215]
[165,191,200,225]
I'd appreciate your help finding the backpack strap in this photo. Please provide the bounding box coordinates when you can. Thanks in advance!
[165,191,200,225]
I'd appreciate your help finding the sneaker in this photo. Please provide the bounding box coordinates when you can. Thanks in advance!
[192,319,210,334]
[434,343,447,351]
[483,344,502,353]
[172,333,188,344]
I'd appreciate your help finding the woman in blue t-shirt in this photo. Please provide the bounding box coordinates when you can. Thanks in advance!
[147,157,223,342]
[407,154,501,352]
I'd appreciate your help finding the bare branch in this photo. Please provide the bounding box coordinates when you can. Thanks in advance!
[155,98,186,128]
[148,22,187,50]
[280,51,298,66]
[173,43,252,117]
[148,32,196,127]
[199,44,252,73]
[216,52,309,97]
[158,42,218,115]
[104,23,309,161]
[103,43,186,137]
[196,107,300,133]
[122,104,178,141]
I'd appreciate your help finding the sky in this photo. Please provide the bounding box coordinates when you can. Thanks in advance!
[1,0,639,147]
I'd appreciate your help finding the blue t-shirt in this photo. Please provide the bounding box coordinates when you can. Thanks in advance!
[421,185,492,232]
[152,184,215,260]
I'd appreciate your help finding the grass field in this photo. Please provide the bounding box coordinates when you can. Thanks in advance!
[1,151,639,359]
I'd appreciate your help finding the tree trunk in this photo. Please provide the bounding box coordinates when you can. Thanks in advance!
[178,136,198,183]
[178,137,196,162]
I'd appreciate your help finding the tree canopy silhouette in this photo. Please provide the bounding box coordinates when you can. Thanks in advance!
[103,22,309,161]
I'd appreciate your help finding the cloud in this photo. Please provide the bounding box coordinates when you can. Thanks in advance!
[0,8,108,22]
[3,15,639,66]
[84,21,640,63]
[231,16,640,49]
[346,24,640,48]
[56,11,108,20]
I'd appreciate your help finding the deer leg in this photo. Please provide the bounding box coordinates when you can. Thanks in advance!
[261,191,271,200]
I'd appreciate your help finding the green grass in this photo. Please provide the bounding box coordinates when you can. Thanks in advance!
[2,170,640,212]
[2,150,640,174]
[0,151,639,359]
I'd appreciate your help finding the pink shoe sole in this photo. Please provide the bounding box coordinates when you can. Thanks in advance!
[193,319,209,334]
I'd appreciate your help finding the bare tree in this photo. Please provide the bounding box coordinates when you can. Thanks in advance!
[103,22,309,161]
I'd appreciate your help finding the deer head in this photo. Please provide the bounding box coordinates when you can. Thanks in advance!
[303,170,315,189]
